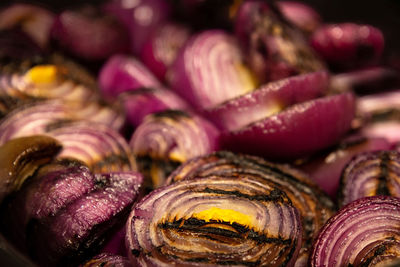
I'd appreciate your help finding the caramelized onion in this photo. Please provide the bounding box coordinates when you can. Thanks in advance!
[126,176,302,266]
[82,253,131,267]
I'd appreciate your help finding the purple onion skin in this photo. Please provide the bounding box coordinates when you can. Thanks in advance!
[26,171,143,266]
[234,0,325,84]
[204,70,329,132]
[51,7,130,61]
[81,253,131,267]
[103,0,171,55]
[311,23,385,71]
[98,54,162,100]
[140,22,191,81]
[278,1,321,34]
[299,135,391,198]
[310,196,400,267]
[222,92,356,161]
[338,150,400,208]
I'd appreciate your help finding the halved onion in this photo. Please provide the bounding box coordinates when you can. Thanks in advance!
[98,54,162,100]
[338,150,400,207]
[234,0,324,84]
[120,87,191,128]
[204,70,329,131]
[126,176,302,266]
[168,29,258,110]
[130,110,220,188]
[166,150,335,266]
[310,196,400,266]
[310,23,385,70]
[222,92,356,160]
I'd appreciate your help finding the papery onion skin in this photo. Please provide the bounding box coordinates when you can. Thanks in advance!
[27,171,143,266]
[98,54,162,100]
[338,150,400,208]
[168,29,258,110]
[166,150,335,266]
[51,7,129,61]
[204,70,329,131]
[130,110,220,188]
[299,135,391,198]
[120,88,191,128]
[222,92,356,161]
[81,253,131,267]
[277,1,321,34]
[141,22,191,81]
[234,0,325,84]
[310,23,385,71]
[310,196,400,267]
[126,176,302,266]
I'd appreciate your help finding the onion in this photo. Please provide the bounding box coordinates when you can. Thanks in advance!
[168,29,258,110]
[103,0,171,55]
[126,176,302,266]
[338,150,400,207]
[166,150,335,266]
[140,22,191,81]
[130,110,220,188]
[21,168,142,266]
[51,6,129,61]
[0,135,61,204]
[204,70,329,131]
[98,54,162,100]
[222,92,356,161]
[120,87,191,128]
[277,1,321,34]
[310,196,400,267]
[234,0,324,84]
[81,253,131,267]
[46,121,137,173]
[0,3,54,49]
[299,135,391,198]
[310,23,385,71]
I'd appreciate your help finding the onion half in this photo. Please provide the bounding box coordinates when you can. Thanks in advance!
[310,196,400,267]
[126,176,302,266]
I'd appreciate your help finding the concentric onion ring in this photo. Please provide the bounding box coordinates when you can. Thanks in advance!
[338,150,400,207]
[126,176,302,266]
[310,196,400,267]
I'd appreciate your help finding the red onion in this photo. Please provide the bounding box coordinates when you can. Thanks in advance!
[338,150,400,207]
[277,1,321,34]
[234,0,325,84]
[204,70,329,131]
[126,176,302,266]
[81,253,131,267]
[0,3,54,49]
[0,135,61,204]
[222,92,356,161]
[51,6,129,61]
[299,135,391,198]
[310,23,385,71]
[310,196,400,267]
[168,29,258,110]
[103,0,171,55]
[166,150,335,266]
[140,22,190,81]
[130,110,220,188]
[98,54,162,100]
[120,87,191,128]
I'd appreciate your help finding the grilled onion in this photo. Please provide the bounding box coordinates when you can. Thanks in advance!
[126,176,302,266]
[82,253,131,267]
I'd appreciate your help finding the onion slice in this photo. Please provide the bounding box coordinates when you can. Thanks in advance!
[126,176,302,266]
[204,70,329,131]
[310,196,400,267]
[222,92,356,160]
[338,150,400,207]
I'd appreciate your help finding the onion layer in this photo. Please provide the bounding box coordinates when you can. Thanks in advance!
[126,176,302,266]
[310,196,400,267]
[277,1,321,34]
[82,253,131,267]
[338,150,400,207]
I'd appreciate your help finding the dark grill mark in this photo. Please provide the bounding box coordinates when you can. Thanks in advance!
[131,249,140,257]
[93,153,131,169]
[376,152,391,196]
[360,244,386,267]
[200,187,287,203]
